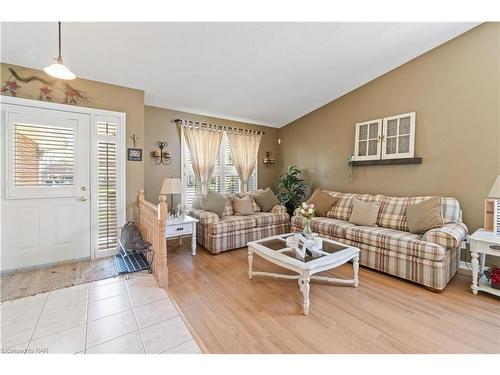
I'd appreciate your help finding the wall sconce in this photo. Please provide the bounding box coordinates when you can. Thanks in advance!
[151,141,172,165]
[263,151,275,167]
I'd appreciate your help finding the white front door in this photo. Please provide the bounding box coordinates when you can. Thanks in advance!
[1,104,91,271]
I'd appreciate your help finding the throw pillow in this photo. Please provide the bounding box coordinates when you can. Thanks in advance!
[235,191,262,212]
[306,188,338,217]
[233,196,254,216]
[253,187,280,212]
[348,199,380,226]
[200,190,227,218]
[406,196,443,234]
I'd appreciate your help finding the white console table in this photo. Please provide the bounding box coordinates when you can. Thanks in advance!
[469,228,500,297]
[166,215,198,256]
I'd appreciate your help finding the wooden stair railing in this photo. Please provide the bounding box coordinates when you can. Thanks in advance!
[137,189,168,289]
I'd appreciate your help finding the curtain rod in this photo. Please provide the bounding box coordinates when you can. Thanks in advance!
[174,118,265,135]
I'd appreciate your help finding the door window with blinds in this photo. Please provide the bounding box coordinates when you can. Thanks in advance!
[6,112,81,198]
[94,118,123,257]
[183,131,257,208]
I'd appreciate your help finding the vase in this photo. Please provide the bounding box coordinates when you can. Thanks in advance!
[303,219,313,237]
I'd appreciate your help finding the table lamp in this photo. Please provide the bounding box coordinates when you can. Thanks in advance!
[160,177,183,216]
[485,175,500,234]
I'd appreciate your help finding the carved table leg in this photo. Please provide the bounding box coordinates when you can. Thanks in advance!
[298,273,311,316]
[191,223,197,256]
[471,250,479,295]
[248,249,253,280]
[353,256,359,287]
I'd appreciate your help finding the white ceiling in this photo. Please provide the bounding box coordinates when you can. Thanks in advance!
[1,22,478,127]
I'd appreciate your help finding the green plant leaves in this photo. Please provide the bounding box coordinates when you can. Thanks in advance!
[276,165,309,216]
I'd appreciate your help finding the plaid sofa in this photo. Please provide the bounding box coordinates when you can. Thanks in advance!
[190,193,290,254]
[291,191,468,290]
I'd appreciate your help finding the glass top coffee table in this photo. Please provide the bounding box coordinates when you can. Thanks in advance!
[247,233,360,316]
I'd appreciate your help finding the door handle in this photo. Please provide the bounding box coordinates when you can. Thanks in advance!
[80,195,88,201]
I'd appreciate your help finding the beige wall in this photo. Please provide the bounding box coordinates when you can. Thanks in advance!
[144,105,279,205]
[278,23,500,234]
[1,63,145,220]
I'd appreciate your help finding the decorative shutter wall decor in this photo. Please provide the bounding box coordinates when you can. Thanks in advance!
[97,141,118,252]
[381,112,416,159]
[353,112,416,162]
[352,119,382,161]
[13,123,75,186]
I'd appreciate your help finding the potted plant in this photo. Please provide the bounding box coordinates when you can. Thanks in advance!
[276,165,309,216]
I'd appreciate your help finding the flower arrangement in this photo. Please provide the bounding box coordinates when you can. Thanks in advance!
[299,202,316,220]
[484,266,500,289]
[299,202,315,236]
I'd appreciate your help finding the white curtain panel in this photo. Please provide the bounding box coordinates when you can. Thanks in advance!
[227,130,262,193]
[183,125,223,196]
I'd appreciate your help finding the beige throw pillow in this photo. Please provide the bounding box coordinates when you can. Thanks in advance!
[200,190,227,218]
[406,196,443,234]
[306,188,338,217]
[253,187,280,212]
[348,199,380,226]
[233,196,254,216]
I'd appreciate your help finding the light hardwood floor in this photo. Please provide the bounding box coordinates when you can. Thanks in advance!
[167,243,500,354]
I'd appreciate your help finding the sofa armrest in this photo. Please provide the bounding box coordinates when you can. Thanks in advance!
[271,204,288,214]
[422,222,468,250]
[190,209,220,225]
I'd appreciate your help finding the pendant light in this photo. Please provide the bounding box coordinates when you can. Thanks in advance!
[44,22,75,80]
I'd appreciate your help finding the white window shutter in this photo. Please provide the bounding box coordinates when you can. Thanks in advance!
[381,112,416,159]
[352,119,382,161]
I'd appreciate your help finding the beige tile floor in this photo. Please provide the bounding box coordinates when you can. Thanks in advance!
[0,272,202,354]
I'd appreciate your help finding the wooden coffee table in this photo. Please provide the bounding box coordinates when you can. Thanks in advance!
[247,233,360,316]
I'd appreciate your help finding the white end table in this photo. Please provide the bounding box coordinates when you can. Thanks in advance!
[469,228,500,297]
[166,215,199,256]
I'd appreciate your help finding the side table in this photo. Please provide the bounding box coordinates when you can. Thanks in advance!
[166,215,199,256]
[469,228,500,297]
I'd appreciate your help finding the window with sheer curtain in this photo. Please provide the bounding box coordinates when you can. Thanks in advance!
[183,131,257,208]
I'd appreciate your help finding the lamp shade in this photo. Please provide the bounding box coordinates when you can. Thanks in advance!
[44,62,76,80]
[160,177,183,195]
[488,175,500,199]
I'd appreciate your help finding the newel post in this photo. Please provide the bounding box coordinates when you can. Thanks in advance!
[156,195,168,289]
[137,189,145,228]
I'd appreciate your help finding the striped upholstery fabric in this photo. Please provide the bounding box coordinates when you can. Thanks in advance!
[190,209,220,225]
[192,193,235,217]
[345,226,446,261]
[271,204,287,214]
[291,190,466,290]
[377,195,462,231]
[440,197,462,223]
[207,215,256,235]
[290,225,459,290]
[422,222,468,250]
[292,216,356,237]
[377,195,413,231]
[198,222,290,254]
[193,202,290,253]
[250,212,289,227]
[340,236,459,290]
[221,193,235,216]
[326,192,377,220]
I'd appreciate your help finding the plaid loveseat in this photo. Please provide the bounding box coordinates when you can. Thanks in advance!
[291,191,468,290]
[190,193,290,254]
